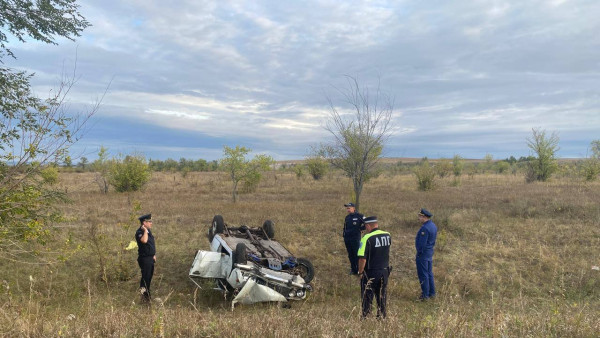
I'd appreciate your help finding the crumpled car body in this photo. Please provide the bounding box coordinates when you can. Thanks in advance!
[189,215,313,307]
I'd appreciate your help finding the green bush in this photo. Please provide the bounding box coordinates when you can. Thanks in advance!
[495,161,511,174]
[40,166,59,185]
[526,128,559,182]
[305,156,329,180]
[452,155,464,177]
[413,160,435,191]
[241,171,261,193]
[108,154,151,192]
[581,158,600,181]
[435,158,453,178]
[581,140,600,181]
[292,164,306,179]
[464,162,477,178]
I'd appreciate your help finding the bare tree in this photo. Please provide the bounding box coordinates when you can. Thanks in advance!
[320,76,394,211]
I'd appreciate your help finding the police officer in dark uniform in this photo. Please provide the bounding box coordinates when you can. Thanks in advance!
[342,202,364,275]
[357,216,391,319]
[135,213,156,303]
[415,208,437,301]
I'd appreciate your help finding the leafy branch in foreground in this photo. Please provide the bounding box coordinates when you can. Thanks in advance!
[0,68,101,260]
[0,0,96,261]
[0,0,90,58]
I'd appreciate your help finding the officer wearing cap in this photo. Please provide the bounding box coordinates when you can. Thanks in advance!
[342,202,364,275]
[135,213,156,302]
[357,216,391,319]
[416,208,437,301]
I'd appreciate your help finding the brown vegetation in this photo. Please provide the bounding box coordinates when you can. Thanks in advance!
[0,171,599,336]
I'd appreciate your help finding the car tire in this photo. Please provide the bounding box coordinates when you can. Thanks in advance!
[263,220,275,239]
[233,243,247,265]
[295,257,314,283]
[209,215,225,241]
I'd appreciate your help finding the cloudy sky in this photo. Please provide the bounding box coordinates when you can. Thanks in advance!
[7,0,600,161]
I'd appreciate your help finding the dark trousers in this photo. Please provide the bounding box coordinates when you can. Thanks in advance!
[416,258,435,298]
[360,269,388,318]
[344,238,360,274]
[138,256,154,299]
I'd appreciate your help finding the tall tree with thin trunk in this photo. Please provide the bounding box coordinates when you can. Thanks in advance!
[320,76,394,211]
[526,128,560,182]
[220,146,274,202]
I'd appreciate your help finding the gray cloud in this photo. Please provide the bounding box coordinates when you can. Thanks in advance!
[4,0,599,160]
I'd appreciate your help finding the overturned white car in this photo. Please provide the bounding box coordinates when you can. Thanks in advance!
[189,215,314,307]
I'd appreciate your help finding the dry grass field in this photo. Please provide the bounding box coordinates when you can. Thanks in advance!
[1,170,599,337]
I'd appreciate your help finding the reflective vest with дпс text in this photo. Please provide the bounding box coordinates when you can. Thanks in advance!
[358,229,391,270]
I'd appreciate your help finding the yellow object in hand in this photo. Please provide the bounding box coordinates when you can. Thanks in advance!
[125,240,138,250]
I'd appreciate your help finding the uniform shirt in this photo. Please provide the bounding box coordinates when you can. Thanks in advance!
[358,229,391,270]
[135,227,156,257]
[343,212,365,239]
[415,219,437,260]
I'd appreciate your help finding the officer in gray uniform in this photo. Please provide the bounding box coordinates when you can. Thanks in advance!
[357,216,391,319]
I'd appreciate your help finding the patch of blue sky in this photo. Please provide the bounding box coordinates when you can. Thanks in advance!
[131,18,144,28]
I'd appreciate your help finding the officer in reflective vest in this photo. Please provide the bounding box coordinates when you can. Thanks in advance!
[415,208,437,301]
[357,216,391,319]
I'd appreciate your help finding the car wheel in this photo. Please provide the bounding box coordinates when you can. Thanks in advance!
[233,243,247,265]
[263,220,275,239]
[209,215,225,241]
[294,257,314,283]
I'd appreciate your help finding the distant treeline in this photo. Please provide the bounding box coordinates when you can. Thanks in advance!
[381,155,538,176]
[61,157,220,173]
[58,154,588,179]
[148,158,220,172]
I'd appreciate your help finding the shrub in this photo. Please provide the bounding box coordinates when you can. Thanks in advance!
[453,155,464,177]
[40,166,59,185]
[524,161,537,183]
[292,164,305,179]
[483,153,494,173]
[413,159,435,191]
[581,140,600,181]
[92,146,110,193]
[435,158,453,178]
[581,158,600,181]
[305,156,329,180]
[464,162,477,178]
[180,166,191,178]
[90,202,141,283]
[526,128,559,182]
[241,171,261,193]
[108,154,151,192]
[495,160,511,174]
